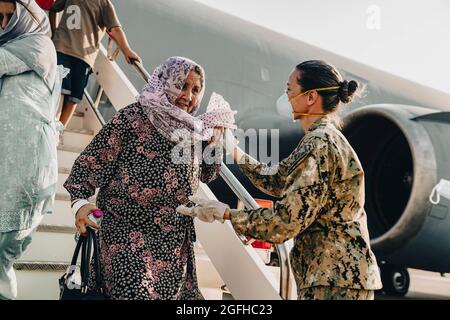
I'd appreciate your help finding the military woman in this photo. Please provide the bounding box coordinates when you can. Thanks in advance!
[177,60,382,300]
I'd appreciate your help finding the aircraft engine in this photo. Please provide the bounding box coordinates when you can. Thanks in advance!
[342,105,450,273]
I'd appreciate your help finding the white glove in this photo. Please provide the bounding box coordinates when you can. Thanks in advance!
[176,196,229,223]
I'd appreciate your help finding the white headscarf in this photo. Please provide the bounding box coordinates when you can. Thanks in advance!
[0,0,50,46]
[0,0,55,92]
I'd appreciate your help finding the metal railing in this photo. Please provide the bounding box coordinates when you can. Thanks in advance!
[219,165,293,299]
[83,89,106,126]
[84,37,293,299]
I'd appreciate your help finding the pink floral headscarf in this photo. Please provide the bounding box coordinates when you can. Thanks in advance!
[137,56,236,144]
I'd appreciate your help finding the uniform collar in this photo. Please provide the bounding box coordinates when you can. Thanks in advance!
[307,115,332,133]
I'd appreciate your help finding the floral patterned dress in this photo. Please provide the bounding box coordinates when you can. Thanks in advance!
[64,102,221,299]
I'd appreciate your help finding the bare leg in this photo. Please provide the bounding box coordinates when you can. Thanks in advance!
[59,100,78,127]
[56,95,65,120]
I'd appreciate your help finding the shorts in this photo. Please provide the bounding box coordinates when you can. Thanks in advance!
[57,52,91,104]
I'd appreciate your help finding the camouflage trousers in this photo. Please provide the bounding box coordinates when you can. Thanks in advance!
[298,286,375,300]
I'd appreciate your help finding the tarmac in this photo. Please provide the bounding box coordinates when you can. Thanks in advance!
[376,269,450,300]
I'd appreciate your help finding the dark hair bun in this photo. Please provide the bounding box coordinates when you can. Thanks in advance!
[338,80,358,104]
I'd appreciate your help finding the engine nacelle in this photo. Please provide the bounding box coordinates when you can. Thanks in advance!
[342,105,450,272]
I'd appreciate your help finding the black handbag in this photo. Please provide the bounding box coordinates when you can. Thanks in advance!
[59,227,109,300]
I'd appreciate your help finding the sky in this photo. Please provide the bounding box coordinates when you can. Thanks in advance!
[194,0,450,95]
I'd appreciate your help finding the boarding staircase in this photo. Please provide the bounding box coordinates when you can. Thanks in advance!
[13,39,296,300]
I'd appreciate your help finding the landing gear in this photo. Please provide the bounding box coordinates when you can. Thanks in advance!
[380,263,410,297]
[267,252,280,267]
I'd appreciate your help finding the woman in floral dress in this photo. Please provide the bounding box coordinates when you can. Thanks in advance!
[64,57,228,300]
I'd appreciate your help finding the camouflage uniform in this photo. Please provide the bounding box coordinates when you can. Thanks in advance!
[298,286,374,300]
[229,116,382,300]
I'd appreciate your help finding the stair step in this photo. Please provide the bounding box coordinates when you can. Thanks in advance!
[59,129,94,150]
[64,128,94,135]
[57,147,81,169]
[14,261,71,272]
[47,199,72,225]
[57,145,84,154]
[200,287,226,300]
[57,172,70,197]
[54,193,96,203]
[55,193,71,202]
[58,167,71,175]
[54,196,70,206]
[15,268,65,300]
[37,224,76,234]
[65,112,85,131]
[195,249,223,289]
[19,231,76,263]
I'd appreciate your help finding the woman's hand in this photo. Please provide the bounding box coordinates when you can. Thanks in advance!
[176,196,229,223]
[75,203,101,236]
[123,48,142,64]
[209,126,225,144]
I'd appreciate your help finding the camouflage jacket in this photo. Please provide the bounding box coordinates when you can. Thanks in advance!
[230,116,382,290]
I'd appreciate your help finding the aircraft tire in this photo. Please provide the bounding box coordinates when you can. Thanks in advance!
[381,264,410,297]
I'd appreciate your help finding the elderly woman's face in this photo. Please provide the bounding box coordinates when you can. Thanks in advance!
[175,70,202,113]
[0,2,15,30]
